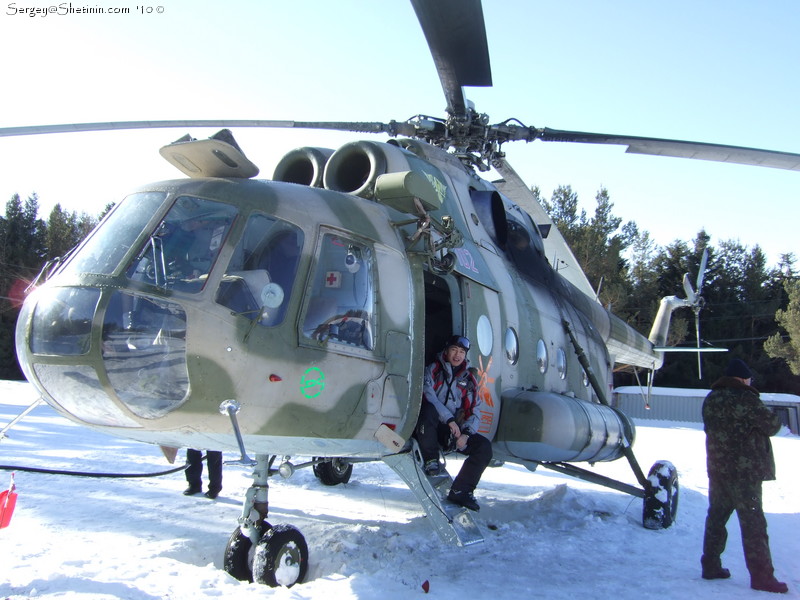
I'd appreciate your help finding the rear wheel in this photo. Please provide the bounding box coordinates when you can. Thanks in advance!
[643,460,679,529]
[313,457,353,486]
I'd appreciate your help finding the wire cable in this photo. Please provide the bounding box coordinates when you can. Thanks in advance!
[0,461,190,478]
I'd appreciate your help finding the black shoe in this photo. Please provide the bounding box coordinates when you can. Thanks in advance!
[702,567,731,580]
[423,459,441,476]
[183,486,202,496]
[751,577,788,594]
[448,489,479,511]
[204,489,221,499]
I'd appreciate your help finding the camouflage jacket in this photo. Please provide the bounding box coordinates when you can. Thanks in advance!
[702,376,781,482]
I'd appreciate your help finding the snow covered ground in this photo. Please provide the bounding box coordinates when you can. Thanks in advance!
[1,379,797,599]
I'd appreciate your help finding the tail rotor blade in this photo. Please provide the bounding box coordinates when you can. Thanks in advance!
[696,248,709,295]
[682,273,696,303]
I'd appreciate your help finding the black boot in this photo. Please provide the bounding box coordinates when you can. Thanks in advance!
[447,488,479,511]
[701,555,730,580]
[751,576,788,594]
[702,566,730,580]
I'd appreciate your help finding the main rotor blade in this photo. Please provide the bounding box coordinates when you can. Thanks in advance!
[0,120,414,138]
[410,0,492,118]
[535,128,800,171]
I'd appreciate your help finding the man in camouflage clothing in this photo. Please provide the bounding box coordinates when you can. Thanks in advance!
[701,358,787,594]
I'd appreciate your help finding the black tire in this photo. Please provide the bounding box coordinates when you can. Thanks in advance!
[312,458,353,486]
[252,524,309,587]
[223,522,269,582]
[643,460,679,529]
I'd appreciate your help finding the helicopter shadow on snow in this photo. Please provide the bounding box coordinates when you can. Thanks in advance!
[2,427,759,588]
[4,394,774,580]
[0,577,162,600]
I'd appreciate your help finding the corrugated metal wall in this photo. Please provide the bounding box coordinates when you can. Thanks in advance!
[612,387,706,423]
[612,386,800,434]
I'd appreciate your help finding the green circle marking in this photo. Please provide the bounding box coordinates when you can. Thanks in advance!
[300,367,325,399]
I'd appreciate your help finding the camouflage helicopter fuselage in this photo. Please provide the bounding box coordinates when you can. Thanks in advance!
[15,137,662,467]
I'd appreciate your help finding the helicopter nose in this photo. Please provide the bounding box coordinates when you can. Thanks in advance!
[16,286,190,427]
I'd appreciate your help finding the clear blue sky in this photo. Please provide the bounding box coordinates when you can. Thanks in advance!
[1,0,798,266]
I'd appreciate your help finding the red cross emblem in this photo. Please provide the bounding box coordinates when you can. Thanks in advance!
[325,271,341,288]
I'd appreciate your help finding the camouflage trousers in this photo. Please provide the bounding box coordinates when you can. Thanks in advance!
[702,476,774,579]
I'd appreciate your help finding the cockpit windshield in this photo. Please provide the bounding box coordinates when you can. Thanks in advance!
[125,196,238,293]
[59,192,166,278]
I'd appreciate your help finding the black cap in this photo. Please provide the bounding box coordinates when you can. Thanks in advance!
[445,335,470,352]
[725,358,752,380]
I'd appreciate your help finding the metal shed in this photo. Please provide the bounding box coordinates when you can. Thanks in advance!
[612,386,800,434]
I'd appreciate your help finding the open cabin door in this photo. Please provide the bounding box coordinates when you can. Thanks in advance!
[423,270,500,441]
[423,270,463,365]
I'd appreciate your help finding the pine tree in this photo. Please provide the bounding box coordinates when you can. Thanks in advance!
[541,186,634,311]
[765,277,800,375]
[541,185,582,233]
[46,204,75,261]
[45,204,97,262]
[0,193,46,379]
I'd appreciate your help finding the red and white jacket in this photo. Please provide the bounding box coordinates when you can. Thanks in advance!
[422,351,481,436]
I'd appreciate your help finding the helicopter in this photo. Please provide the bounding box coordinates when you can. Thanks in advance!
[6,0,800,589]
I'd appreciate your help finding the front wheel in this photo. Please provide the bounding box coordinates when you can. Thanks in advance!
[223,522,269,582]
[252,524,309,587]
[643,460,679,529]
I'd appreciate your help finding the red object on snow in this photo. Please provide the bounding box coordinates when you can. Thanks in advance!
[0,473,17,529]
[421,580,430,593]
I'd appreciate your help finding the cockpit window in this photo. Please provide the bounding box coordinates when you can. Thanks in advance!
[30,287,101,355]
[302,233,375,351]
[102,291,189,418]
[125,196,238,293]
[215,214,303,326]
[60,192,166,277]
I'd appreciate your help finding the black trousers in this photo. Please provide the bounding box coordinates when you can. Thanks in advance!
[185,449,223,492]
[702,476,775,579]
[415,401,492,493]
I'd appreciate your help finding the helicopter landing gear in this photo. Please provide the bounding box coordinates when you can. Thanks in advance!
[312,457,353,486]
[252,524,309,587]
[223,522,269,582]
[643,460,679,529]
[223,454,309,587]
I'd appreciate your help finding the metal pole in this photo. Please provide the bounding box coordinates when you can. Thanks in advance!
[0,398,43,441]
[562,319,650,490]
